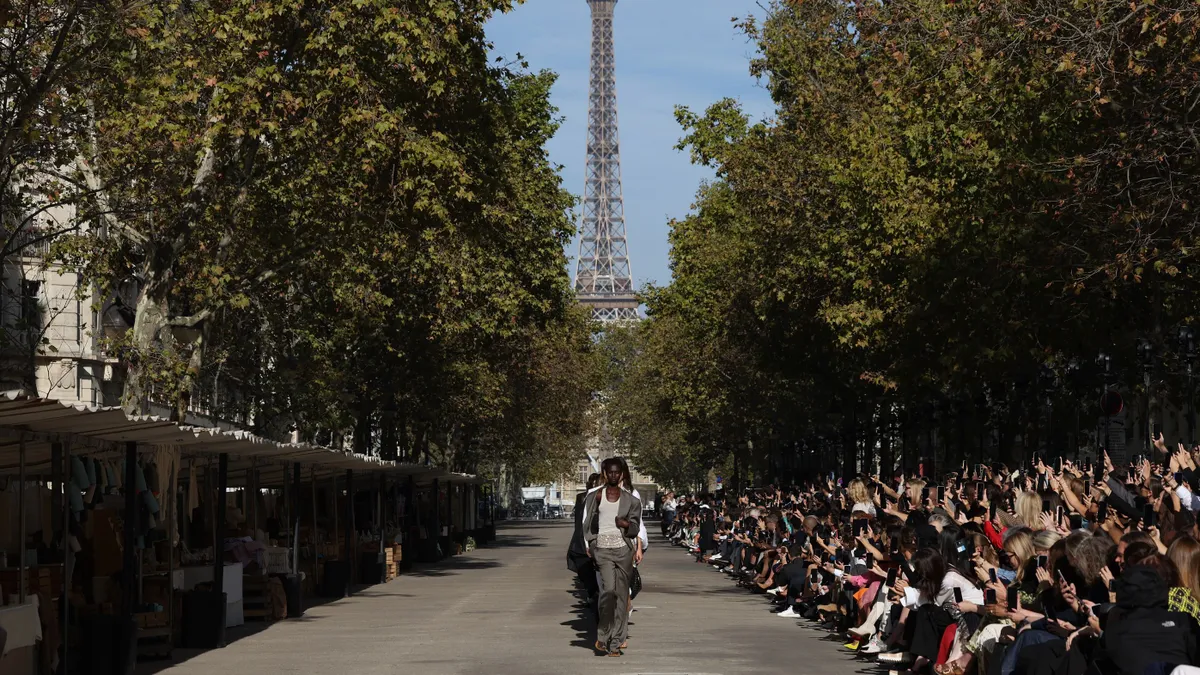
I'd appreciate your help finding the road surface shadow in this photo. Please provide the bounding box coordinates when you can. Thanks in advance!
[404,558,504,577]
[562,582,600,652]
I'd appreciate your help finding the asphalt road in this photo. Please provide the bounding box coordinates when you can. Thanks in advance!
[140,520,860,675]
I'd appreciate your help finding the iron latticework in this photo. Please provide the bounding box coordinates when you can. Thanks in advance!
[574,0,639,323]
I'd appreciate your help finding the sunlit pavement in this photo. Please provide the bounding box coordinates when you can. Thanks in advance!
[137,520,856,675]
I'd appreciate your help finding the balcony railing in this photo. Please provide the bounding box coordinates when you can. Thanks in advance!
[0,227,56,259]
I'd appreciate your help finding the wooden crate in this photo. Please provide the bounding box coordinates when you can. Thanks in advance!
[242,575,273,622]
[135,611,169,629]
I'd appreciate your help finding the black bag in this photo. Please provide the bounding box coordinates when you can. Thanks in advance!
[630,565,642,599]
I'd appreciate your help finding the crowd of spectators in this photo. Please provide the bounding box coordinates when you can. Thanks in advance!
[664,440,1200,675]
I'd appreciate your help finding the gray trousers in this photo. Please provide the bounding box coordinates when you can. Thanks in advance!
[593,545,633,649]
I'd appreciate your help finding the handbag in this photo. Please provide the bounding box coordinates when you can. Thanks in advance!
[630,565,643,599]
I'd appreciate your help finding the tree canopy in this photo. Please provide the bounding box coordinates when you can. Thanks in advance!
[607,0,1200,487]
[4,0,599,482]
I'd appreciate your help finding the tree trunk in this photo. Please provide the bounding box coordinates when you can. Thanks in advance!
[122,283,171,416]
[843,400,858,481]
[879,403,893,478]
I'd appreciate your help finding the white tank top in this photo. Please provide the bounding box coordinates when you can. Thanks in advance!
[597,492,623,548]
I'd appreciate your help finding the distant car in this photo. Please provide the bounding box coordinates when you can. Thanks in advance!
[546,506,563,519]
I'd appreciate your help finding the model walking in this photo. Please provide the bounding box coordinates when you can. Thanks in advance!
[583,457,643,656]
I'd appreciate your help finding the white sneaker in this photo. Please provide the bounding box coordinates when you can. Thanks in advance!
[767,587,784,595]
[777,606,799,618]
[863,637,885,654]
[710,553,723,560]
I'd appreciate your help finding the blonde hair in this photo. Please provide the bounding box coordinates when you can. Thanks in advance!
[1168,536,1200,604]
[1031,529,1062,553]
[1004,527,1036,576]
[1015,491,1043,530]
[848,479,871,506]
[906,479,927,505]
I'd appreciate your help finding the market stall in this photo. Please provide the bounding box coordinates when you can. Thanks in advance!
[0,392,472,675]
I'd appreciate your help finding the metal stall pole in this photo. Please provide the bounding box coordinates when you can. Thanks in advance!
[248,457,257,534]
[291,462,301,574]
[213,452,229,639]
[118,441,139,673]
[404,475,415,567]
[288,461,304,618]
[58,441,72,675]
[17,435,26,604]
[378,473,385,533]
[51,441,62,548]
[431,478,440,560]
[309,466,318,590]
[343,470,354,596]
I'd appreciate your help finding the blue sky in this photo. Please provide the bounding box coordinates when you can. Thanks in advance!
[487,0,776,290]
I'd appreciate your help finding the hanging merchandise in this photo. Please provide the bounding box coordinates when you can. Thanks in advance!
[67,457,89,514]
[187,460,199,520]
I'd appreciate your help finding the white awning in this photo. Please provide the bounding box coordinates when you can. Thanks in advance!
[0,391,472,485]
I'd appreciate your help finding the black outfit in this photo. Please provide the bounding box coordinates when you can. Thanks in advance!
[697,508,717,560]
[567,492,599,600]
[1101,565,1200,675]
[907,603,954,661]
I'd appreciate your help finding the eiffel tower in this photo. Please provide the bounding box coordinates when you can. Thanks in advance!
[574,0,639,323]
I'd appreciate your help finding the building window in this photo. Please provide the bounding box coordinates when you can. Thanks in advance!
[19,280,40,326]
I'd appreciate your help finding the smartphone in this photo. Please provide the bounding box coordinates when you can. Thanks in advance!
[1057,456,1063,472]
[1043,593,1057,621]
[1084,479,1091,495]
[921,487,930,503]
[853,519,867,536]
[810,570,820,583]
[1097,501,1109,522]
[989,502,997,521]
[1069,514,1083,530]
[1037,555,1049,569]
[976,483,985,501]
[1176,472,1185,484]
[937,486,946,502]
[886,567,899,587]
[985,588,998,605]
[1006,586,1019,610]
[1056,505,1065,526]
[1041,499,1051,514]
[989,568,998,584]
[865,552,874,568]
[1094,461,1105,482]
[891,537,900,555]
[953,586,964,603]
[1143,503,1156,527]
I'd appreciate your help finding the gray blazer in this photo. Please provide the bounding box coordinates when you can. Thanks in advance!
[582,487,642,552]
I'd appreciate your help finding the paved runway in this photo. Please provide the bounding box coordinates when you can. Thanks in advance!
[141,520,860,675]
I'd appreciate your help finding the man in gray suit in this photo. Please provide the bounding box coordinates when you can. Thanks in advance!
[583,457,643,657]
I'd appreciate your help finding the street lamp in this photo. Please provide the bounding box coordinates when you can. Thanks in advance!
[1098,351,1113,454]
[1138,339,1156,450]
[1038,364,1057,461]
[1180,327,1196,444]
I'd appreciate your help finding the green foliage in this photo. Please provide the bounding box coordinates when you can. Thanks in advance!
[617,0,1200,480]
[5,0,594,479]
